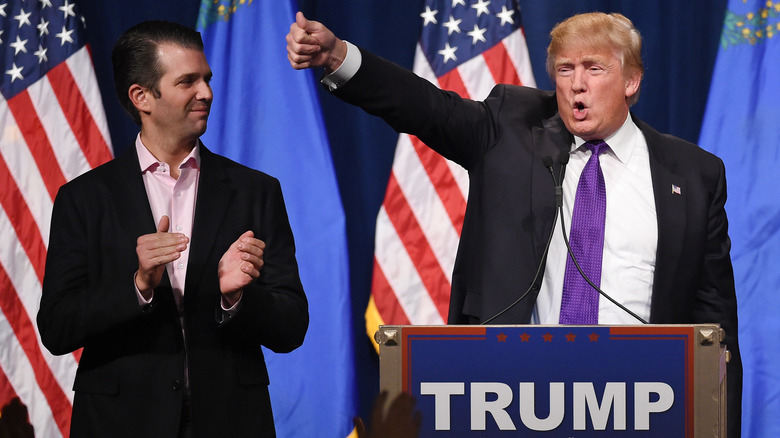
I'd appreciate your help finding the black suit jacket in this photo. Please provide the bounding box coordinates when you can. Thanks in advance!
[335,48,741,436]
[38,144,308,437]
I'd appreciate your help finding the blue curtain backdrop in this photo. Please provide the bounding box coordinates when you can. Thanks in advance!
[79,1,779,435]
[699,0,780,436]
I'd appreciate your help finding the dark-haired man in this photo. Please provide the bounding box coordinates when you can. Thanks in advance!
[287,11,741,437]
[39,21,308,437]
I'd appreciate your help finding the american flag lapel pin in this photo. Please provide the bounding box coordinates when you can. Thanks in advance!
[671,184,682,195]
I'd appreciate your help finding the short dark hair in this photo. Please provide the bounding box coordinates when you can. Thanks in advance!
[111,20,204,125]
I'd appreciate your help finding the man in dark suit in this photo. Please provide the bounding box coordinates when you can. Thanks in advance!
[287,11,741,437]
[38,21,308,437]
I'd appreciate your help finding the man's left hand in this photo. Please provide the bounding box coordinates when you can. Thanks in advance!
[218,231,265,306]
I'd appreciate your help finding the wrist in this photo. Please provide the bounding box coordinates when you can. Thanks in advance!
[326,39,347,73]
[222,289,243,307]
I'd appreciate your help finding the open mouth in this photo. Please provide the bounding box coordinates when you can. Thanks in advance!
[573,102,587,120]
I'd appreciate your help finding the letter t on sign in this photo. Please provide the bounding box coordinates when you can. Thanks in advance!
[420,382,465,431]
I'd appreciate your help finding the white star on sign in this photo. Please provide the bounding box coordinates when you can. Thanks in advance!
[451,0,465,7]
[438,42,458,63]
[420,5,438,26]
[496,5,515,26]
[471,0,491,17]
[467,24,487,44]
[443,15,462,35]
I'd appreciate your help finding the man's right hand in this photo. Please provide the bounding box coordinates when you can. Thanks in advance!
[135,215,188,296]
[286,11,346,72]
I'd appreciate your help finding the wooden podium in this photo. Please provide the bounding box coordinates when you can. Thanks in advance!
[376,325,727,437]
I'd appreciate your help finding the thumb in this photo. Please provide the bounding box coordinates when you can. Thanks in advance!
[157,215,170,233]
[296,11,310,32]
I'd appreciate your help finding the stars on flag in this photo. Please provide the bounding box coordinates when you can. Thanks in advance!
[419,0,523,73]
[471,0,491,17]
[421,5,438,26]
[14,8,32,28]
[56,25,74,45]
[59,0,76,19]
[467,24,487,44]
[438,42,458,63]
[1,0,87,94]
[443,15,462,35]
[38,17,50,36]
[496,5,515,25]
[5,62,23,82]
[10,35,28,55]
[34,44,48,63]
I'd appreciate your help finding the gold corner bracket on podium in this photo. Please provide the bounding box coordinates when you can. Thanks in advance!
[375,324,727,437]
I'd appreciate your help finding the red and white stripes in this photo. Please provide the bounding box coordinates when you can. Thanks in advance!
[0,45,112,438]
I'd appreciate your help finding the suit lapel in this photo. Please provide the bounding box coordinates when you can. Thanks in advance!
[111,146,158,236]
[531,114,572,259]
[637,117,687,302]
[185,145,235,295]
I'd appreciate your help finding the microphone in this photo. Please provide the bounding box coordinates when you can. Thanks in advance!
[481,156,566,325]
[553,160,648,325]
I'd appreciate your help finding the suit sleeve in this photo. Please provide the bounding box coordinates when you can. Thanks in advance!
[332,48,498,170]
[694,158,742,437]
[38,184,150,356]
[218,177,308,353]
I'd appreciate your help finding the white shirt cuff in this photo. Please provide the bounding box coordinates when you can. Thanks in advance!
[321,40,361,91]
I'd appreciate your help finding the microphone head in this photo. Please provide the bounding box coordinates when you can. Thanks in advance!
[542,156,554,168]
[559,152,570,166]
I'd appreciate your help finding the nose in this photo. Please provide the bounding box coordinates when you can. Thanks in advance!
[571,67,586,93]
[197,80,213,102]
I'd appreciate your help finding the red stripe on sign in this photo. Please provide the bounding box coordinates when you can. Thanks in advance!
[0,265,72,437]
[6,91,67,201]
[409,135,466,235]
[483,42,523,86]
[383,173,450,321]
[371,259,411,325]
[0,154,47,283]
[47,62,112,169]
[437,68,470,98]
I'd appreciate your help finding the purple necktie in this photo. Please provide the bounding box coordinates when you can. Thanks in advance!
[559,140,608,324]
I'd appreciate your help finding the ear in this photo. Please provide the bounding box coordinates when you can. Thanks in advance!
[624,72,641,99]
[128,84,152,115]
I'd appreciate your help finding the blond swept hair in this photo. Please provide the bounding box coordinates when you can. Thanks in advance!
[547,12,644,106]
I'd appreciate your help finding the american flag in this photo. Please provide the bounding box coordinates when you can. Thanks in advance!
[0,0,112,436]
[365,0,535,340]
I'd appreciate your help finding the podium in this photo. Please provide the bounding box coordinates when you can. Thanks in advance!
[376,324,726,437]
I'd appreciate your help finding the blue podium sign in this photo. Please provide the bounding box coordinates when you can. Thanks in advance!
[377,325,725,437]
